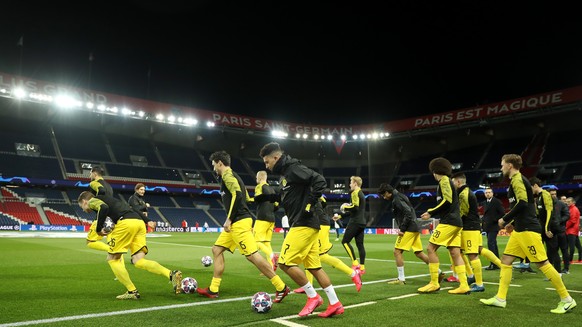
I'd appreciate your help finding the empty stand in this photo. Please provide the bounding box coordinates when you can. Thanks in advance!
[107,134,160,166]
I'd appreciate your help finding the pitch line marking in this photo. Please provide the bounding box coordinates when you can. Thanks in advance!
[270,301,376,326]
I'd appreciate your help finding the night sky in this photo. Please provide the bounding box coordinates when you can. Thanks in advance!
[1,1,581,125]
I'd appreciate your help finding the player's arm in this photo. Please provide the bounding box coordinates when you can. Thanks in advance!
[427,177,453,216]
[395,196,413,232]
[89,180,106,196]
[500,177,528,225]
[542,192,554,233]
[89,198,109,232]
[223,171,242,222]
[458,188,469,218]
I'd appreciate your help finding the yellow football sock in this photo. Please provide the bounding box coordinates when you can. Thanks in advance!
[429,262,440,285]
[540,263,570,299]
[454,264,468,288]
[496,263,513,300]
[210,277,222,293]
[270,275,287,291]
[87,241,109,252]
[470,258,483,285]
[133,258,171,278]
[108,259,136,291]
[360,264,366,271]
[480,248,502,267]
[256,241,273,262]
[462,254,474,276]
[320,254,353,276]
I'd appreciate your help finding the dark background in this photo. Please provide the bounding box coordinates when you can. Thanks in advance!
[2,1,582,125]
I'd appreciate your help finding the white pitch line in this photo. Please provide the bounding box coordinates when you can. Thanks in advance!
[270,301,377,326]
[546,288,582,293]
[0,296,252,327]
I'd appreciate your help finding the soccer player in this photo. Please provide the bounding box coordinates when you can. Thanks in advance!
[77,191,182,299]
[417,157,470,295]
[259,142,343,318]
[451,172,501,292]
[294,197,362,293]
[333,176,367,274]
[251,170,279,271]
[480,154,576,313]
[86,166,113,252]
[378,183,444,285]
[196,151,290,301]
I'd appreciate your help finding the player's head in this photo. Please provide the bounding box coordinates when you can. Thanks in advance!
[350,176,362,190]
[77,191,95,212]
[259,142,283,172]
[377,183,394,200]
[209,151,231,175]
[256,170,268,183]
[451,171,466,188]
[428,157,452,177]
[529,176,543,194]
[501,154,522,177]
[90,166,104,180]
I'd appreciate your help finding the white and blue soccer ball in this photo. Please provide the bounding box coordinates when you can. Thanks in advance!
[181,277,198,294]
[201,255,213,267]
[251,291,273,313]
[102,217,115,233]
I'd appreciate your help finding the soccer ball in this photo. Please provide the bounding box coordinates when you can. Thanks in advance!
[340,203,350,213]
[251,291,273,313]
[201,255,213,267]
[102,217,115,233]
[181,277,198,294]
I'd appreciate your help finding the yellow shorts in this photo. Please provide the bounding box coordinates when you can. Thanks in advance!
[429,223,462,248]
[107,218,148,256]
[318,225,333,255]
[461,230,483,254]
[86,220,103,242]
[503,231,548,263]
[395,231,423,252]
[278,226,321,269]
[214,218,258,256]
[254,220,275,242]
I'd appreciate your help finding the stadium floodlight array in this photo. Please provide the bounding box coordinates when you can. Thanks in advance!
[1,86,210,129]
[1,85,393,143]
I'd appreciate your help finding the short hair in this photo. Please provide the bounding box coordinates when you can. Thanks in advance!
[91,166,104,176]
[501,154,522,170]
[77,191,94,203]
[350,176,363,187]
[257,171,268,179]
[451,172,466,181]
[259,142,282,158]
[428,157,452,176]
[135,183,145,191]
[377,183,394,195]
[567,197,576,204]
[209,150,231,166]
[529,176,542,187]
